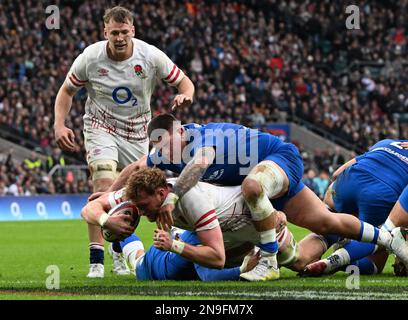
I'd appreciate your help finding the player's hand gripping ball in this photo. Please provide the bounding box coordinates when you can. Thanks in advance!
[101,201,140,242]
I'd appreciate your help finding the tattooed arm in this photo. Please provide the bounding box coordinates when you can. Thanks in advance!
[173,146,216,198]
[157,146,216,229]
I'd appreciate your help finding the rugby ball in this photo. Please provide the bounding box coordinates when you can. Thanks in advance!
[101,201,140,242]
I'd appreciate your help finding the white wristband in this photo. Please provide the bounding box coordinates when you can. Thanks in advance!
[98,213,110,227]
[162,192,179,207]
[171,240,185,255]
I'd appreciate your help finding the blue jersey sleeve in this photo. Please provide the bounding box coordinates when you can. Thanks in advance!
[194,264,241,281]
[146,153,155,167]
[179,230,201,245]
[146,150,184,174]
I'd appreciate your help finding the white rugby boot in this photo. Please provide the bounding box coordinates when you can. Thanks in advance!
[240,252,280,281]
[108,243,131,275]
[390,227,408,267]
[87,263,104,278]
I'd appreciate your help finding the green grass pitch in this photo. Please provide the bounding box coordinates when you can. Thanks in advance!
[1,218,408,300]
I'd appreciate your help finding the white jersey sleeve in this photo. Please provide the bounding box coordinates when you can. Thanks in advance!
[65,53,88,91]
[107,188,126,210]
[150,45,185,87]
[178,186,219,232]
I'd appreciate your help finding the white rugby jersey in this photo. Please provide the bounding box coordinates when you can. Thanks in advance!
[65,38,184,142]
[106,180,253,233]
[168,179,253,233]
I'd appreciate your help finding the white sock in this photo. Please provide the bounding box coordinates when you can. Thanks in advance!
[122,241,144,271]
[328,248,351,266]
[376,229,393,249]
[381,218,397,232]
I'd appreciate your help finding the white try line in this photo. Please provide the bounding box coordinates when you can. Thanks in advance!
[167,289,408,300]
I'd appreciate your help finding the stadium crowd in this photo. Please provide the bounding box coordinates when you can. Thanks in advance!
[1,0,406,194]
[0,149,92,196]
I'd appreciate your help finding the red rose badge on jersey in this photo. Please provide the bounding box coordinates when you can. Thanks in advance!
[134,64,144,77]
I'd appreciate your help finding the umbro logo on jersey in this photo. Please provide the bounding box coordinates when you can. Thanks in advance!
[98,68,109,76]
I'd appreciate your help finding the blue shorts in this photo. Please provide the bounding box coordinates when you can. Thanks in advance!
[399,185,408,213]
[264,143,305,211]
[333,165,400,226]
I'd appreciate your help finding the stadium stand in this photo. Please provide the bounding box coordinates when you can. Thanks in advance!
[1,0,407,195]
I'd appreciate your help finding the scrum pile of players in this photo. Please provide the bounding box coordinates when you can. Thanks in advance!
[82,113,408,281]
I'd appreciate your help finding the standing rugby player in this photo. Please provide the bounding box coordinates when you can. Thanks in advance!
[53,6,194,278]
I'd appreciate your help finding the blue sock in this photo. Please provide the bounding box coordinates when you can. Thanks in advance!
[343,240,376,262]
[259,241,278,254]
[350,258,377,275]
[323,234,342,248]
[119,234,141,250]
[112,241,122,253]
[90,248,104,265]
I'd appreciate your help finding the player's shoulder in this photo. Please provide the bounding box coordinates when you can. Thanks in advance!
[132,38,163,62]
[81,40,108,60]
[184,123,202,130]
[370,139,407,151]
[177,181,211,206]
[206,122,245,131]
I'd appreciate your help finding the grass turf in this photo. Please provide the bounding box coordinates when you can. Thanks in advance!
[1,219,408,300]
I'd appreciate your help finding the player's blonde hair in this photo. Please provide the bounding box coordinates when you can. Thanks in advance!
[103,6,134,25]
[125,167,168,201]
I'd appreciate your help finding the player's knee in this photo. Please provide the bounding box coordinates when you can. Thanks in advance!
[89,160,117,191]
[244,161,287,200]
[242,177,262,201]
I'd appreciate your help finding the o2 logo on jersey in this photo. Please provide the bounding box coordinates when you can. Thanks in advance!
[112,86,138,106]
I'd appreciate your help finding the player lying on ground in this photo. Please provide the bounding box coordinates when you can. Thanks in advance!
[115,216,298,281]
[82,168,300,274]
[292,139,408,276]
[54,6,195,278]
[91,115,408,279]
[118,228,259,281]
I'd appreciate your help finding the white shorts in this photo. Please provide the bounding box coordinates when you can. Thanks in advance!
[222,224,260,267]
[84,128,148,169]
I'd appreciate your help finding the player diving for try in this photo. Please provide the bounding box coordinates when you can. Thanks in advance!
[98,114,408,281]
[53,7,194,278]
[82,167,301,278]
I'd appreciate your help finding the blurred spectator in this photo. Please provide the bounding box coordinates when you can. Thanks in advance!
[46,147,66,172]
[0,150,90,195]
[313,170,330,200]
[23,151,42,171]
[302,168,319,195]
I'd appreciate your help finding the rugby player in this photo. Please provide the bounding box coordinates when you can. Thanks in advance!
[299,139,408,276]
[53,7,194,277]
[81,168,300,274]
